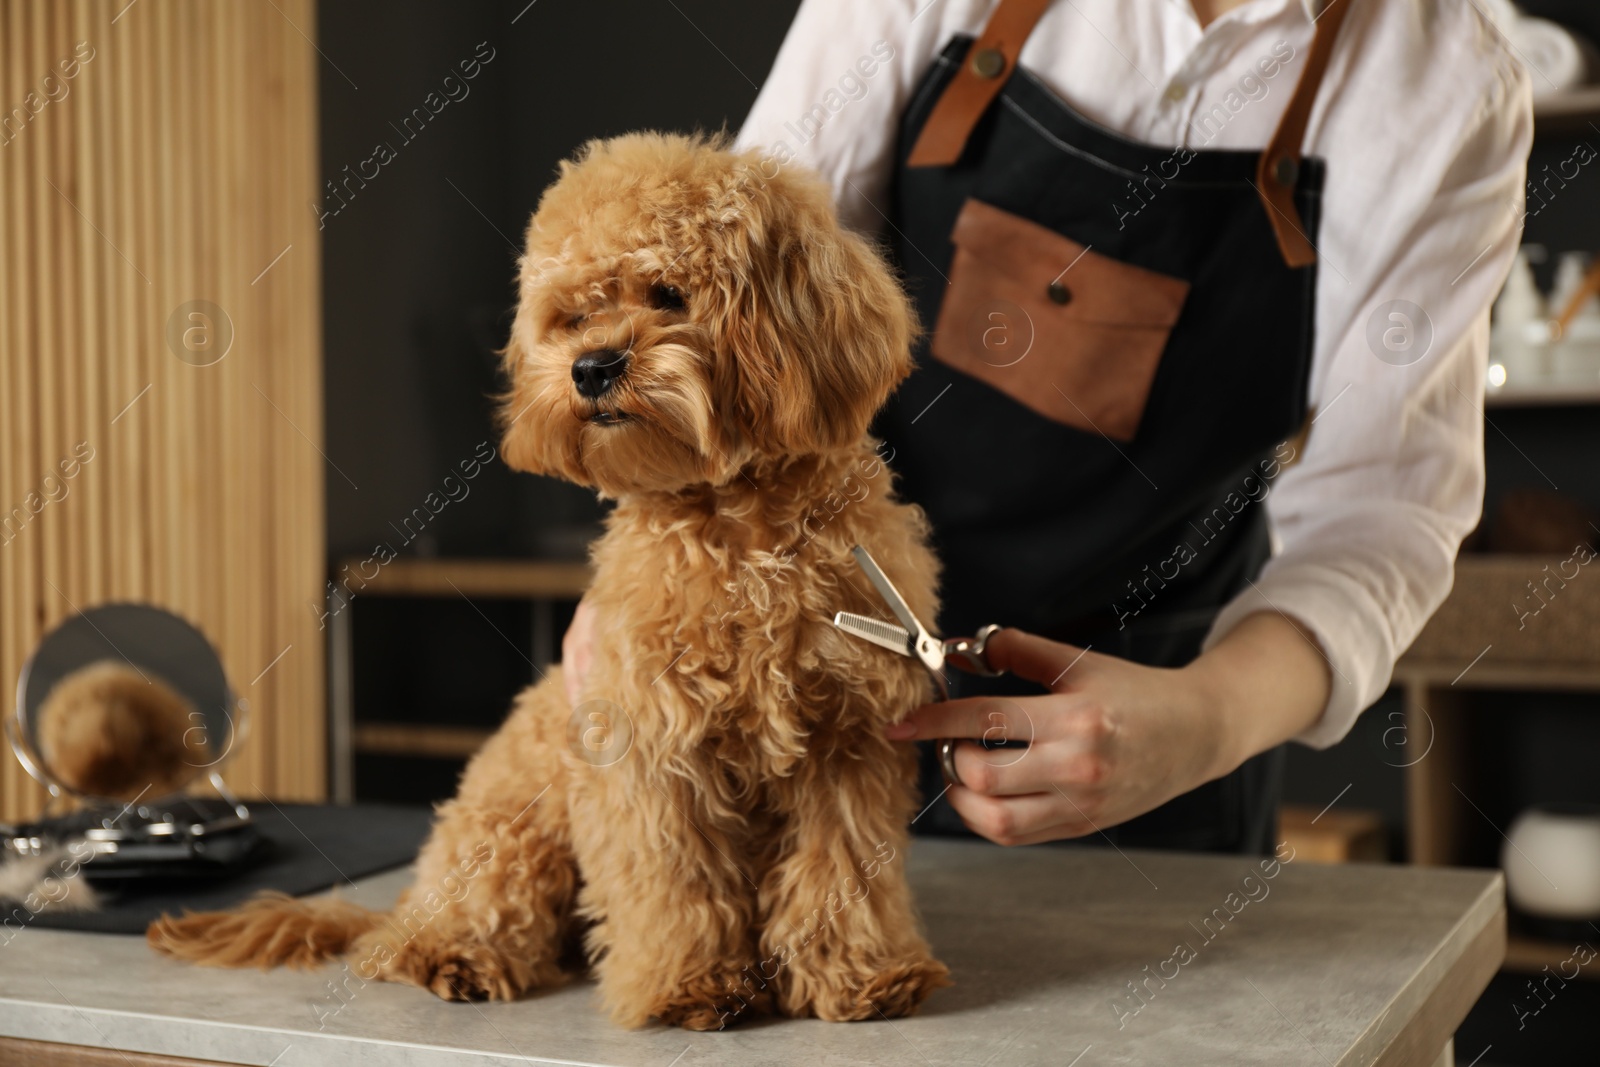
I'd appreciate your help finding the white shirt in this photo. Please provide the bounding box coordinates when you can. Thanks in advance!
[735,0,1533,746]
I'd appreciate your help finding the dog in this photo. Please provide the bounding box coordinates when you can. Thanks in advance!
[149,131,950,1030]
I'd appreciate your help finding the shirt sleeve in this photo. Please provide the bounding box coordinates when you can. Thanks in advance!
[1202,55,1534,748]
[733,0,958,233]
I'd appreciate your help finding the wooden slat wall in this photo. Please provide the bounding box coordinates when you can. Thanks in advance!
[0,0,326,819]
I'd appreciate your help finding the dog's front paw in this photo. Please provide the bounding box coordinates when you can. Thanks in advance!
[426,948,522,1002]
[604,968,774,1030]
[362,932,561,1003]
[809,957,951,1022]
[657,972,775,1031]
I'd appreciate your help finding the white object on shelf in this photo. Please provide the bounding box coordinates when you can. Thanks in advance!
[1550,250,1589,310]
[1504,804,1600,920]
[1479,0,1597,96]
[1489,246,1550,388]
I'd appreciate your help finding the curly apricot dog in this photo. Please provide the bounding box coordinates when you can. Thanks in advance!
[149,132,949,1029]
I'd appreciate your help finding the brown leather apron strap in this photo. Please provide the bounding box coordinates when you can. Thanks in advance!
[1255,0,1355,267]
[907,0,1357,267]
[906,0,1054,167]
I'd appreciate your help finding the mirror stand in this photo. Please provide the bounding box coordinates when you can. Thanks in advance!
[4,605,265,880]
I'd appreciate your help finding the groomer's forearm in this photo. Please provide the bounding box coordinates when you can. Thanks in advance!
[1182,612,1332,780]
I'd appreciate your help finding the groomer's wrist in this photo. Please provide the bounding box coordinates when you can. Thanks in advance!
[1179,611,1332,782]
[1176,651,1252,784]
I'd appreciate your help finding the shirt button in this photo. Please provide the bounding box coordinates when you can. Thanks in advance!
[1164,81,1187,103]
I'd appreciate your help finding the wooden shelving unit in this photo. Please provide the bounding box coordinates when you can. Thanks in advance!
[1393,554,1600,982]
[1278,804,1386,864]
[349,558,592,599]
[328,558,591,801]
[1533,86,1600,138]
[1492,87,1600,412]
[1485,381,1600,408]
[351,722,496,760]
[1503,934,1600,980]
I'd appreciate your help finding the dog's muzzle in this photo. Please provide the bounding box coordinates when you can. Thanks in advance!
[572,348,629,398]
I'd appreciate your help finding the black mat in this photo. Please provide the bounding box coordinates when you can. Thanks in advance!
[27,802,434,935]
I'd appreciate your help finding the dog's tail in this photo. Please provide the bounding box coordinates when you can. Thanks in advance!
[147,892,380,970]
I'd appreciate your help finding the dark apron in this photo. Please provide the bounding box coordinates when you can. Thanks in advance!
[877,0,1354,854]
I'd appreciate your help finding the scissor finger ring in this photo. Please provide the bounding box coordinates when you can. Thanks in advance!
[939,738,964,787]
[943,623,1004,676]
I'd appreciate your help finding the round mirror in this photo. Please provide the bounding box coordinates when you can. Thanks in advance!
[11,604,242,803]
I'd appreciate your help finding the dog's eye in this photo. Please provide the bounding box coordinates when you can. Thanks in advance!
[563,312,587,329]
[648,284,686,312]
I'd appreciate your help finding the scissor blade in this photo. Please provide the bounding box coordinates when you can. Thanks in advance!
[833,611,915,658]
[850,545,925,640]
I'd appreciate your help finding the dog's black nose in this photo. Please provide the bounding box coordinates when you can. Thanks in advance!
[571,349,629,398]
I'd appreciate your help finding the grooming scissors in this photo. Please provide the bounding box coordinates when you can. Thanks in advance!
[832,545,1004,787]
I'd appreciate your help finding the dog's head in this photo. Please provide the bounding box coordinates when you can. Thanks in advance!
[498,132,916,496]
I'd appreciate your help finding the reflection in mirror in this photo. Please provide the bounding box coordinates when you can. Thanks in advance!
[37,660,209,802]
[12,603,241,803]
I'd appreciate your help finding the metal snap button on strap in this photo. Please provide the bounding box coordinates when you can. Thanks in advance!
[971,47,1007,79]
[1271,155,1299,186]
[1047,280,1072,305]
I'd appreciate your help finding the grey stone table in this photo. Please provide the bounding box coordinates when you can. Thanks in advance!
[0,839,1503,1067]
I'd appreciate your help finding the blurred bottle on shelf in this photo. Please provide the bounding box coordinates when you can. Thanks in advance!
[1488,245,1549,388]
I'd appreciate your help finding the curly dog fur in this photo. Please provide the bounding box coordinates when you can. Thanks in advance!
[149,131,949,1029]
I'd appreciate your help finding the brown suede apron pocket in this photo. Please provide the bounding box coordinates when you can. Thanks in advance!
[930,198,1191,442]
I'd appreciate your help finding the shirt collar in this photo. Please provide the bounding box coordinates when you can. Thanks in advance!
[1205,0,1323,31]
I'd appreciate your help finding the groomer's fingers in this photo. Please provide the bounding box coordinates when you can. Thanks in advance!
[981,628,1095,690]
[888,695,1039,742]
[953,735,1109,797]
[949,740,1049,796]
[946,786,1098,846]
[562,596,596,707]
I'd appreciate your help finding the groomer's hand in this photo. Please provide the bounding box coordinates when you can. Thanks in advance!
[885,614,1331,846]
[562,596,596,707]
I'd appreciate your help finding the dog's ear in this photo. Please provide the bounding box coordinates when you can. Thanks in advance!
[714,179,917,456]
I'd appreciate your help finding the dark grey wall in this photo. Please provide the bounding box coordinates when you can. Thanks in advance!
[317,0,799,562]
[1523,0,1600,45]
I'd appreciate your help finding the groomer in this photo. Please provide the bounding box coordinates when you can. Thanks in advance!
[569,0,1532,853]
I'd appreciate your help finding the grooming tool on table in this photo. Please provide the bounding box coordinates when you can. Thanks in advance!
[833,545,1004,787]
